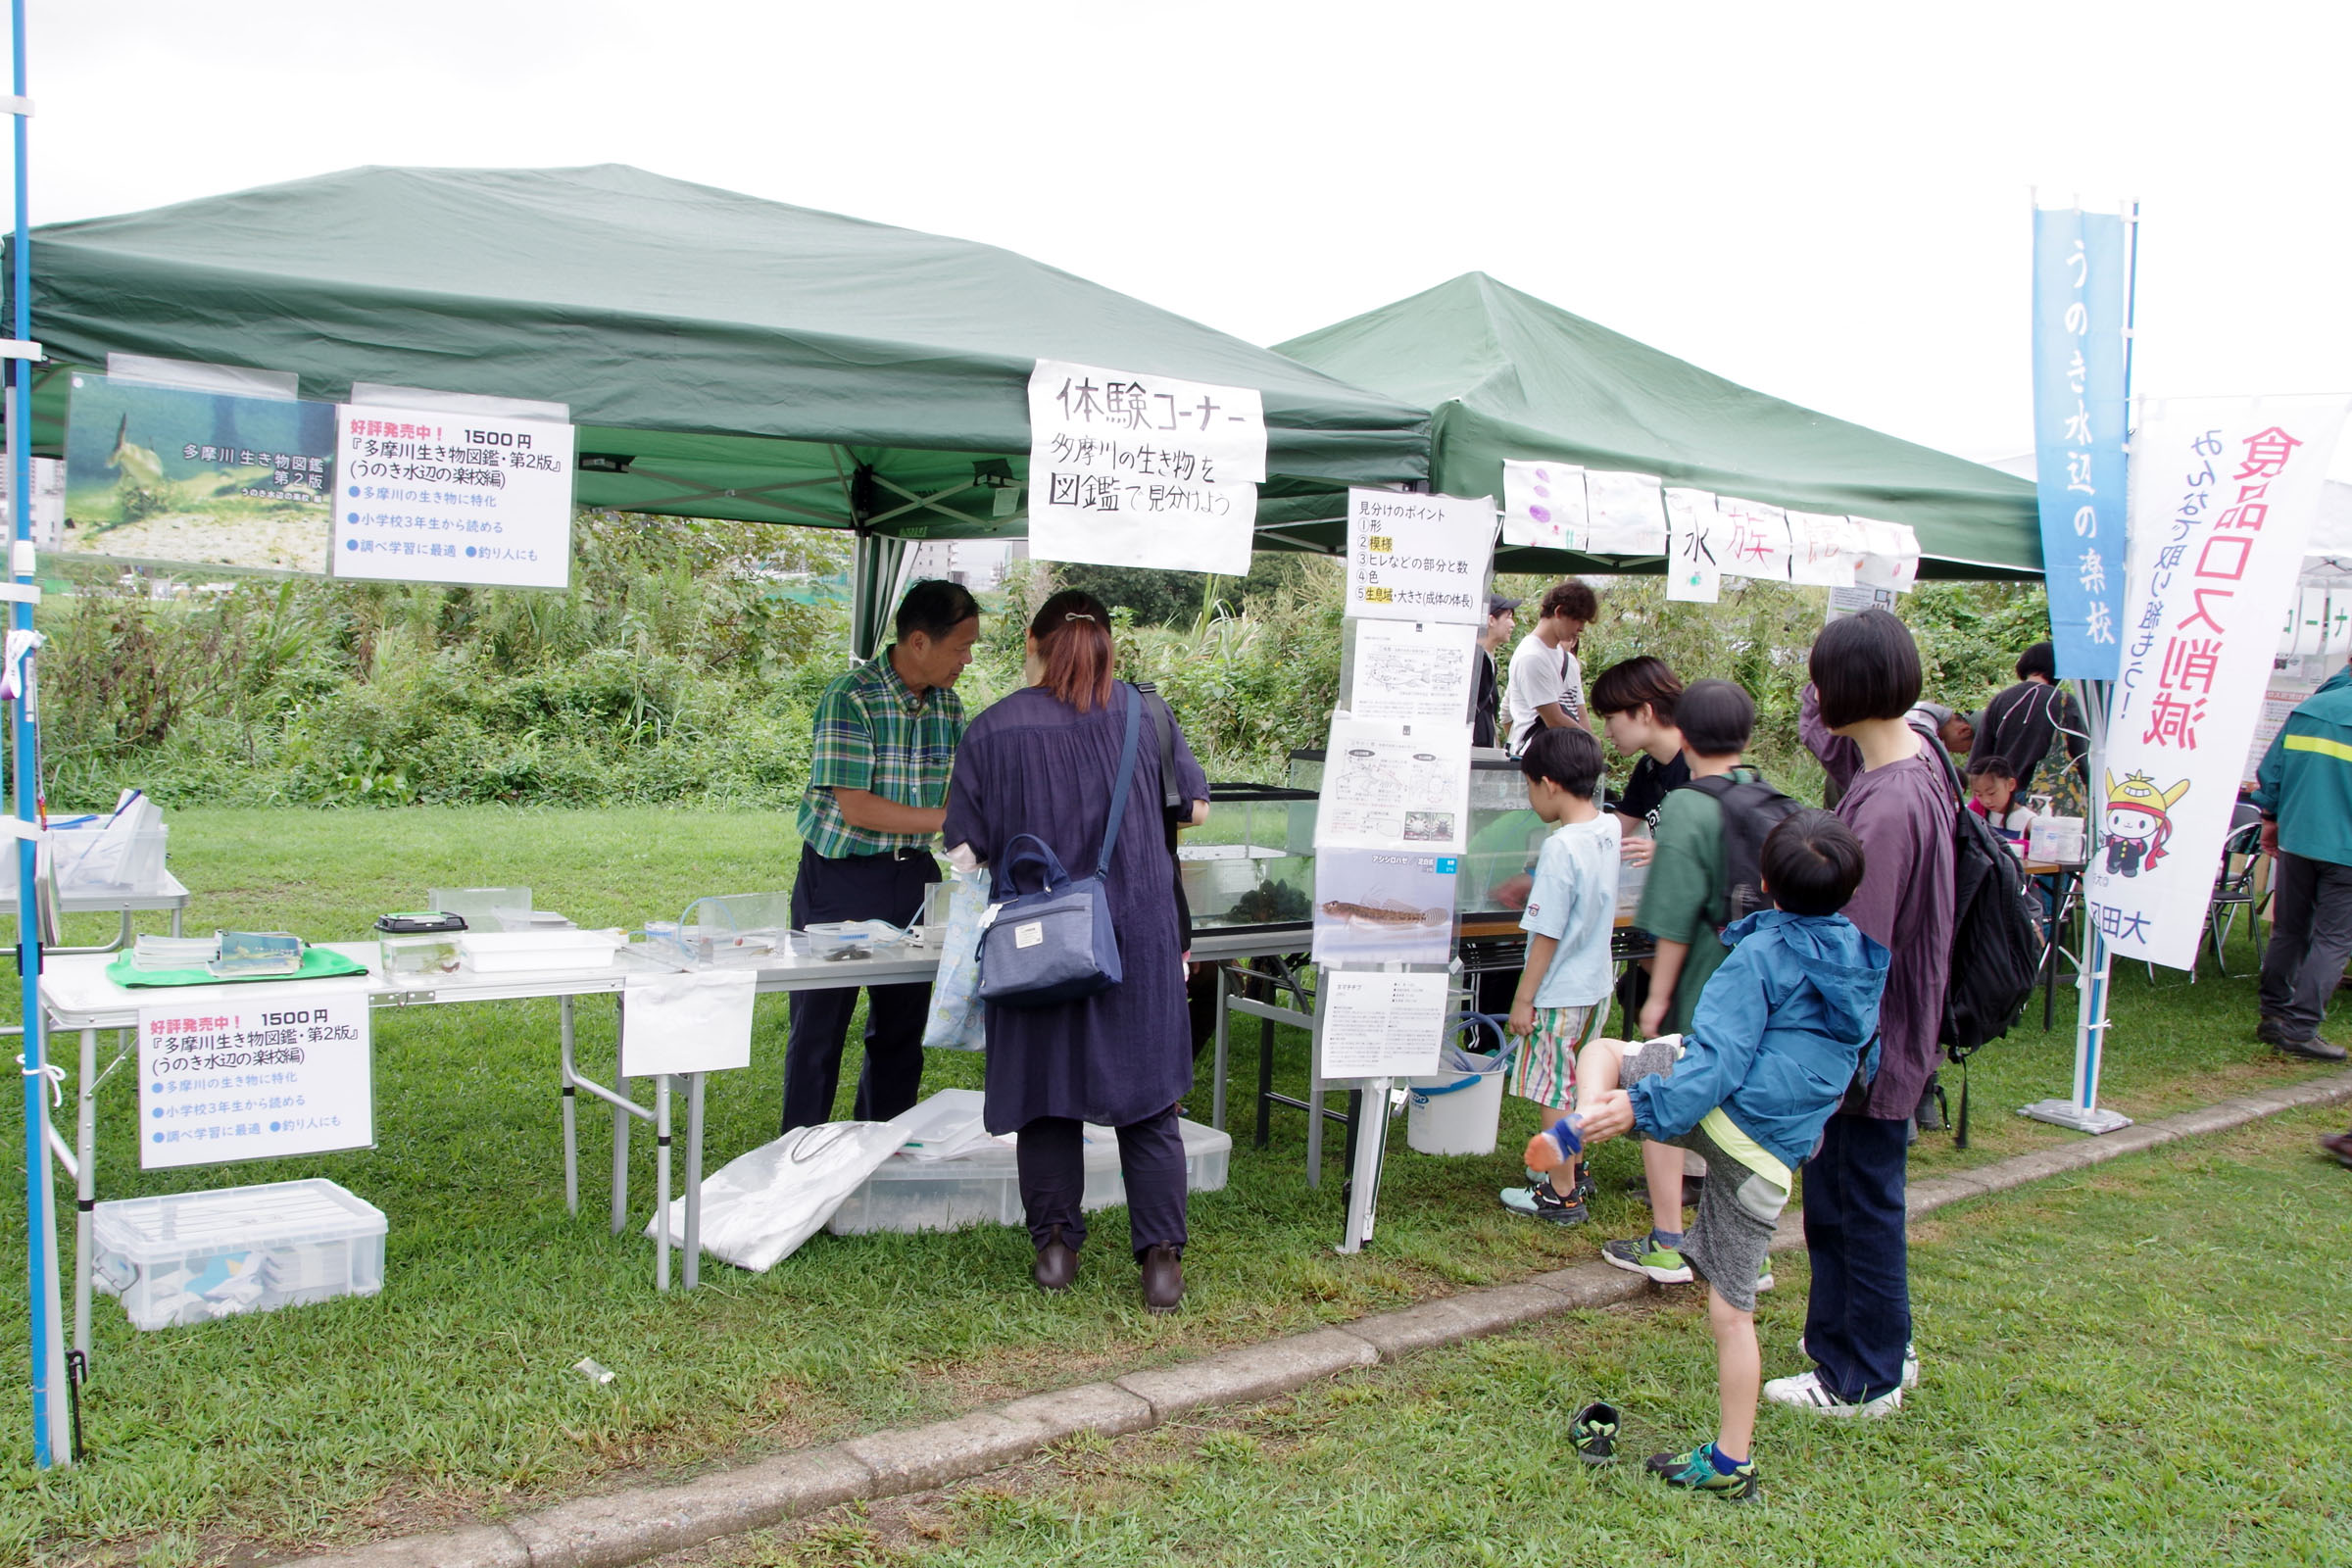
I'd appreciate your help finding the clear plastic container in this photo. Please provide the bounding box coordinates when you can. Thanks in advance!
[427,886,531,933]
[827,1116,1232,1236]
[91,1178,386,1332]
[47,824,170,895]
[378,932,464,979]
[457,929,623,973]
[1180,783,1318,931]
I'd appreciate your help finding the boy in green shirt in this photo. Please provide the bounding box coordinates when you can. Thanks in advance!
[1621,679,1760,1276]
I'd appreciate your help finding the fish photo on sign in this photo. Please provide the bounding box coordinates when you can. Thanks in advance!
[1310,847,1458,965]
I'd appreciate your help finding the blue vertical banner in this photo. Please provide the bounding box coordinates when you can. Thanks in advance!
[2032,206,2130,679]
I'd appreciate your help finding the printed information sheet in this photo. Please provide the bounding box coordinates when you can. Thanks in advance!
[1312,713,1473,856]
[1348,618,1479,725]
[1319,969,1448,1079]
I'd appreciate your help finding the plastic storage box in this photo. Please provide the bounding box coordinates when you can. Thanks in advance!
[828,1116,1233,1236]
[24,823,170,896]
[90,1178,387,1331]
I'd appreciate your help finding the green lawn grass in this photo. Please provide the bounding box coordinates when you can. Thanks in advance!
[705,1108,2352,1568]
[0,808,2339,1565]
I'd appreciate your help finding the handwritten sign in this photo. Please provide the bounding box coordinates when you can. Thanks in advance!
[137,986,373,1169]
[2086,396,2350,968]
[1582,470,1668,556]
[1664,487,1721,603]
[333,404,575,588]
[1345,489,1494,624]
[1025,359,1264,575]
[1502,459,1588,550]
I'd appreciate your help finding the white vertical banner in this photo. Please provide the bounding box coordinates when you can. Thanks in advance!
[2086,395,2351,968]
[1025,360,1264,574]
[1663,486,1721,602]
[333,406,575,588]
[138,986,374,1169]
[1343,489,1494,623]
[1501,459,1588,550]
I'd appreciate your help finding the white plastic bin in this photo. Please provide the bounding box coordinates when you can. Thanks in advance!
[458,929,624,973]
[1405,1065,1508,1155]
[90,1178,386,1331]
[828,1116,1232,1235]
[4,823,170,897]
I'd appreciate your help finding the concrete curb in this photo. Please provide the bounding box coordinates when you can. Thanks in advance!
[280,1068,2352,1568]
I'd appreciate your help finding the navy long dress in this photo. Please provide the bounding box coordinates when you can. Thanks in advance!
[943,681,1208,1137]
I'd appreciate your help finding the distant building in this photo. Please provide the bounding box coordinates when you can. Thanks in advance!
[904,539,1012,593]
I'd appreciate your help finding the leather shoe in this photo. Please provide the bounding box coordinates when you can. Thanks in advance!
[2272,1036,2348,1062]
[1032,1226,1077,1293]
[1139,1244,1184,1313]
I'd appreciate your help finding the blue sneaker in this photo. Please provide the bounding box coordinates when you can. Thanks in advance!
[1645,1444,1759,1502]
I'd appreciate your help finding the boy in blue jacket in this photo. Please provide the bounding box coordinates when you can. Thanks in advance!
[1530,808,1888,1501]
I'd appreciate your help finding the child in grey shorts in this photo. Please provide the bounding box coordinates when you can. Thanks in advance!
[1529,808,1887,1502]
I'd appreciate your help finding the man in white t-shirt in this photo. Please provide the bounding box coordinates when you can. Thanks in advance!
[1505,579,1600,753]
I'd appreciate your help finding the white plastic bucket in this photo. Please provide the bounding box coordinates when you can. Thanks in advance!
[1405,1065,1507,1155]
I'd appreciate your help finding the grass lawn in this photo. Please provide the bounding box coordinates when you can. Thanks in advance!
[0,807,2341,1565]
[694,1107,2352,1568]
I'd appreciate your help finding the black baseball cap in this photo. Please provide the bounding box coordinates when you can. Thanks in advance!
[1487,593,1523,617]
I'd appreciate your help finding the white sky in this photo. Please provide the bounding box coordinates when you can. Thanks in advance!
[16,1,2352,473]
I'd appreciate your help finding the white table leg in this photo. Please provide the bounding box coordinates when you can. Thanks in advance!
[560,996,578,1217]
[610,993,632,1236]
[1304,975,1327,1189]
[683,1072,705,1291]
[1210,963,1230,1132]
[74,1027,97,1360]
[655,1074,672,1293]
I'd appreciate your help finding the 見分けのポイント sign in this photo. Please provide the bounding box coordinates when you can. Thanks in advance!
[1344,489,1494,625]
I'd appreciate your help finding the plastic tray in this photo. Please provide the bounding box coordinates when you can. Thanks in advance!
[828,1115,1232,1236]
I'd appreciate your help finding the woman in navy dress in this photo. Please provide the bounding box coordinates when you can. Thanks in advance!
[943,590,1209,1311]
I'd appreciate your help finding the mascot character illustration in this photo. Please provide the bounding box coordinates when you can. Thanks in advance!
[2103,769,2189,878]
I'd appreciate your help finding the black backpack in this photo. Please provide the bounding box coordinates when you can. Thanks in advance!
[1683,770,1806,928]
[1936,751,2045,1145]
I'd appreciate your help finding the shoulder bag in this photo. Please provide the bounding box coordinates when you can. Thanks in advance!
[977,684,1143,1008]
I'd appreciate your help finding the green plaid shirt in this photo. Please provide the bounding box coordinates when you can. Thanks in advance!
[795,650,967,858]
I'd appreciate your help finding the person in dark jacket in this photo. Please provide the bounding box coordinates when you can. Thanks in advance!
[1471,593,1520,750]
[942,591,1210,1312]
[1969,641,2087,814]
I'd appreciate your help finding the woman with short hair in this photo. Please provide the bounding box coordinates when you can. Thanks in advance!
[943,590,1209,1311]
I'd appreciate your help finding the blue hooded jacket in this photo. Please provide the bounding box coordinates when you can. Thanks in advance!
[1627,909,1890,1172]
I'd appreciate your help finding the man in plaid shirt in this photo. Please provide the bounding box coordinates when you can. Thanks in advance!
[783,580,981,1131]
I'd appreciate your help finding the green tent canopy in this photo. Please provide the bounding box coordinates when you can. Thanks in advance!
[10,165,1429,650]
[1276,271,2039,579]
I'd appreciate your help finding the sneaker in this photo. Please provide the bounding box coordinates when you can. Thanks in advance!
[1498,1178,1589,1226]
[2272,1035,2348,1062]
[1570,1400,1621,1465]
[1644,1444,1759,1502]
[1755,1260,1775,1294]
[1796,1336,1920,1390]
[1762,1368,1902,1418]
[2321,1130,2352,1169]
[1601,1234,1693,1284]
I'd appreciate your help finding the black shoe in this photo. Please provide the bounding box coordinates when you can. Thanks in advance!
[1570,1401,1621,1465]
[1032,1226,1077,1293]
[2256,1017,2293,1047]
[2272,1036,2348,1062]
[1140,1244,1184,1313]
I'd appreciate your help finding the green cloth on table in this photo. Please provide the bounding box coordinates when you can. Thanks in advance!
[105,947,368,989]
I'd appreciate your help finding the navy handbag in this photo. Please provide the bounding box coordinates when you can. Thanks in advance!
[977,685,1143,1008]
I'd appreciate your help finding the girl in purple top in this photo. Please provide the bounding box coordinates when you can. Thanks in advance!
[1769,609,1955,1418]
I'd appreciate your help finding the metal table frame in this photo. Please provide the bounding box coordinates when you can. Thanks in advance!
[38,941,702,1365]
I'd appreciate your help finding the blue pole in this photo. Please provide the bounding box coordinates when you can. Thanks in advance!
[9,0,57,1466]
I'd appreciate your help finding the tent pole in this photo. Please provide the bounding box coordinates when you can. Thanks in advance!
[10,0,71,1467]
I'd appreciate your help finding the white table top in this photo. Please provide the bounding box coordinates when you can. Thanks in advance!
[40,924,1320,1026]
[39,939,687,1031]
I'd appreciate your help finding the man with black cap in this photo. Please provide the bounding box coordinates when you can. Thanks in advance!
[1474,593,1520,750]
